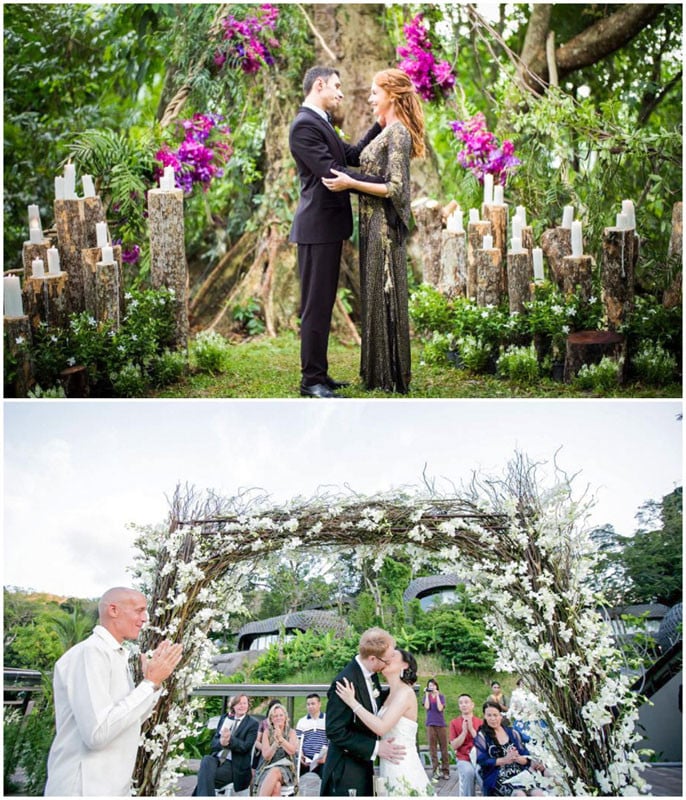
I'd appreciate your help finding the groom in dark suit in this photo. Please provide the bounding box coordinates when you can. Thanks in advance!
[321,627,406,796]
[289,66,385,398]
[193,694,258,796]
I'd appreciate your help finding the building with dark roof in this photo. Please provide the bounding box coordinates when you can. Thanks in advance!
[236,610,351,651]
[403,573,465,610]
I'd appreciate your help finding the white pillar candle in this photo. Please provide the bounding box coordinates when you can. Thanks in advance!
[621,199,636,229]
[515,205,527,228]
[561,205,574,229]
[28,204,43,244]
[47,247,61,275]
[510,236,523,253]
[532,248,544,281]
[483,173,493,206]
[493,184,504,205]
[571,220,583,257]
[482,234,493,250]
[95,222,109,248]
[31,258,45,278]
[82,175,96,198]
[616,212,629,230]
[101,245,115,265]
[469,208,480,224]
[64,163,77,199]
[447,210,464,233]
[4,275,24,317]
[511,215,523,240]
[160,165,175,190]
[55,176,65,200]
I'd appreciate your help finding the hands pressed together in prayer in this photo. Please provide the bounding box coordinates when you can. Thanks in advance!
[142,639,183,687]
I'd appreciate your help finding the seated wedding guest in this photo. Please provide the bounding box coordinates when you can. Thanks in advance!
[449,693,483,796]
[487,680,509,713]
[296,693,328,777]
[474,702,545,797]
[252,703,299,796]
[253,699,282,769]
[45,587,183,796]
[193,694,259,796]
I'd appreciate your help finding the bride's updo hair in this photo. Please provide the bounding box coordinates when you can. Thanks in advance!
[398,649,418,686]
[373,68,426,159]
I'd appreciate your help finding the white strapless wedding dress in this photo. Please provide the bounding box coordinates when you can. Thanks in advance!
[377,710,433,796]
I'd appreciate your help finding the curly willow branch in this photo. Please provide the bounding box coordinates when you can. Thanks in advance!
[130,459,647,796]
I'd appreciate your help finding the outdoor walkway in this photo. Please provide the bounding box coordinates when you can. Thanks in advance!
[175,761,682,796]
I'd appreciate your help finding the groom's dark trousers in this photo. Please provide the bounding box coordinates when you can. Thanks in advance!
[289,107,382,387]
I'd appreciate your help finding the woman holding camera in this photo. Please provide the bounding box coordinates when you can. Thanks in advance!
[424,678,450,780]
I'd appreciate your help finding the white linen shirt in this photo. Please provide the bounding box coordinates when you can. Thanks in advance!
[45,625,159,796]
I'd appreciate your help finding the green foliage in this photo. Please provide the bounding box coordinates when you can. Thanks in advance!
[190,329,233,374]
[574,356,623,393]
[632,342,678,386]
[424,605,495,671]
[497,344,540,384]
[250,630,359,683]
[409,285,454,336]
[621,294,682,360]
[455,334,493,374]
[232,298,266,337]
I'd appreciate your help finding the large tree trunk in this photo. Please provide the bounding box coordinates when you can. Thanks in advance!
[189,4,441,337]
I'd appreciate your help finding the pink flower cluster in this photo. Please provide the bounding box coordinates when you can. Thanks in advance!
[450,113,520,185]
[156,113,233,194]
[397,14,455,101]
[214,4,280,74]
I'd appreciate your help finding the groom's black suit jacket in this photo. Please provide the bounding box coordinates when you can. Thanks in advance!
[320,658,389,797]
[288,107,382,244]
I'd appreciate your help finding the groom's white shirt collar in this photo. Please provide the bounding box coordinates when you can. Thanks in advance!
[303,102,329,123]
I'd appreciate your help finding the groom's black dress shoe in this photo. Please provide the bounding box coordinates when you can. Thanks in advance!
[325,376,350,390]
[300,382,339,398]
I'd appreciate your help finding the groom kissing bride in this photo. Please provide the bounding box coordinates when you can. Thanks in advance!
[320,627,432,797]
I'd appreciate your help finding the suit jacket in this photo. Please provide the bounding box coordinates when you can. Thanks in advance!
[210,713,259,792]
[289,107,383,244]
[320,659,388,796]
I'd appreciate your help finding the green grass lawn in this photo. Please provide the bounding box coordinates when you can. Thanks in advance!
[153,331,680,398]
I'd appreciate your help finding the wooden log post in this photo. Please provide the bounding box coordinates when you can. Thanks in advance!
[22,241,51,281]
[507,251,533,313]
[560,254,594,301]
[540,227,572,291]
[411,198,443,286]
[82,197,106,248]
[601,227,637,330]
[467,220,492,301]
[54,199,87,314]
[482,203,508,293]
[83,246,124,318]
[563,330,627,383]
[439,230,467,297]
[522,225,535,276]
[3,315,35,397]
[95,261,121,328]
[148,187,188,349]
[476,247,504,307]
[663,201,682,309]
[22,273,70,330]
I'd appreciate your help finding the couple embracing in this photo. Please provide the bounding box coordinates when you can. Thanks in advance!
[321,627,432,797]
[289,66,425,398]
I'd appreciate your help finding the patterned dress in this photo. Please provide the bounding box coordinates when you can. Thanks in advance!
[359,122,412,393]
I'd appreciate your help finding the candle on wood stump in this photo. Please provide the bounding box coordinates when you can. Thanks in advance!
[515,206,527,228]
[482,234,494,250]
[571,220,583,257]
[55,176,65,200]
[483,174,493,206]
[493,184,504,205]
[47,247,61,275]
[510,236,523,254]
[532,248,544,281]
[446,210,464,233]
[64,163,77,199]
[28,204,43,244]
[511,216,523,240]
[31,258,45,278]
[96,222,109,248]
[101,245,115,265]
[469,208,480,224]
[160,165,175,191]
[616,212,629,230]
[621,199,636,229]
[82,175,96,198]
[561,205,574,229]
[4,275,24,316]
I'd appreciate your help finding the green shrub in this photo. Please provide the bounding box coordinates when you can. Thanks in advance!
[632,342,678,385]
[456,334,493,373]
[574,356,623,392]
[150,349,188,387]
[409,284,453,336]
[422,331,453,365]
[497,344,540,384]
[110,362,148,397]
[232,298,266,337]
[191,330,232,373]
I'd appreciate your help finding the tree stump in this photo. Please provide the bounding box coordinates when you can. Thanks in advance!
[23,273,70,329]
[507,251,533,313]
[476,248,503,307]
[563,330,626,383]
[148,187,188,349]
[4,316,34,397]
[522,225,535,275]
[22,241,51,281]
[540,227,571,291]
[482,203,508,292]
[601,227,637,330]
[560,254,594,301]
[82,197,106,248]
[439,230,467,297]
[411,198,443,286]
[96,262,121,328]
[59,365,90,398]
[663,201,682,309]
[467,220,492,300]
[54,198,87,251]
[83,246,124,318]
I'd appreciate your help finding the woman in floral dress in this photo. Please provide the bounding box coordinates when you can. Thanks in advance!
[322,68,425,393]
